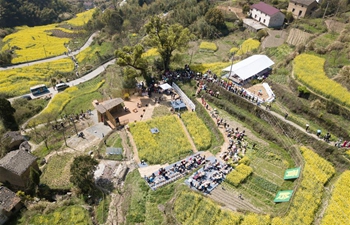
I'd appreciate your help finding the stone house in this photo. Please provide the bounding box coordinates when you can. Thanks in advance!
[249,2,285,28]
[93,98,124,129]
[0,186,22,225]
[287,0,318,18]
[0,150,39,189]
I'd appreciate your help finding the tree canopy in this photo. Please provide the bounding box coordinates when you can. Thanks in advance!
[0,0,70,27]
[115,44,149,84]
[144,16,192,71]
[70,155,98,195]
[0,98,18,131]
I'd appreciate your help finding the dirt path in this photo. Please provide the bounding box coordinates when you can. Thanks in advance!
[125,129,141,164]
[119,129,133,161]
[178,117,198,153]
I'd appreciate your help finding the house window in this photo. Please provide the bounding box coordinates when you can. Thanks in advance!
[299,10,302,16]
[294,3,296,5]
[263,19,266,23]
[292,8,295,12]
[255,14,257,18]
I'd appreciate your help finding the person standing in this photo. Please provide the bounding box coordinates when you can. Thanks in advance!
[306,124,309,132]
[284,113,289,119]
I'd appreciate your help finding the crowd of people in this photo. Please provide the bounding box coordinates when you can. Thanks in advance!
[144,154,207,190]
[188,159,232,193]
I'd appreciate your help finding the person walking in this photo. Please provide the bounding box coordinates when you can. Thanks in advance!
[306,124,309,132]
[284,113,289,119]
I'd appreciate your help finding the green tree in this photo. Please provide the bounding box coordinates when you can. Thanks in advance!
[70,155,98,195]
[144,16,192,71]
[205,8,226,30]
[0,98,18,131]
[115,44,149,83]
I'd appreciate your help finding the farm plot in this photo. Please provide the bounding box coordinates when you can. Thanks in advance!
[286,28,313,46]
[40,153,75,189]
[29,77,104,125]
[129,115,193,164]
[181,112,211,150]
[294,53,350,107]
[65,9,96,27]
[0,58,74,97]
[25,205,92,225]
[321,170,350,225]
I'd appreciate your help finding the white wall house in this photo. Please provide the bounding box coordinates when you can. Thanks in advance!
[250,2,285,28]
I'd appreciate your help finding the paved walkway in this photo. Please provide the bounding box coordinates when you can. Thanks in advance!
[0,32,99,71]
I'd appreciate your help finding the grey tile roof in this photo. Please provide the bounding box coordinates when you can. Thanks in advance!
[94,98,124,114]
[0,150,37,176]
[0,186,21,212]
[290,0,316,6]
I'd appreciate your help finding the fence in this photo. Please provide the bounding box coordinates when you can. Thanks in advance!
[172,82,196,111]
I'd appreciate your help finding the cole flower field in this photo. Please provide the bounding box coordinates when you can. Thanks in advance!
[181,112,211,150]
[321,170,350,225]
[1,9,95,64]
[294,54,350,107]
[0,58,74,97]
[129,115,192,164]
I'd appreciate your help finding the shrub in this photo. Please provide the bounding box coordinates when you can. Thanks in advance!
[226,164,253,187]
[236,38,260,55]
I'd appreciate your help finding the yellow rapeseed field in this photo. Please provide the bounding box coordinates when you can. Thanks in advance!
[294,54,350,107]
[0,58,74,97]
[2,25,71,63]
[321,170,350,225]
[66,9,96,26]
[1,9,95,64]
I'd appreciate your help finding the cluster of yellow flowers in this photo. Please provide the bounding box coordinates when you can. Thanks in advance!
[190,61,231,76]
[129,115,192,164]
[0,58,74,97]
[65,9,96,26]
[199,41,218,52]
[321,170,350,224]
[225,164,253,187]
[181,112,211,150]
[142,48,160,58]
[234,38,260,56]
[272,146,335,225]
[294,54,350,107]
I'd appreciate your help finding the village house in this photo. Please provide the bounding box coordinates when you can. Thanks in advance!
[287,0,318,18]
[249,2,285,28]
[93,98,125,129]
[0,186,22,225]
[0,150,39,189]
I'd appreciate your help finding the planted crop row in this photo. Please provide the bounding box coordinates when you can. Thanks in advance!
[321,170,350,225]
[294,54,350,107]
[130,115,192,164]
[199,41,218,52]
[181,112,211,150]
[225,164,253,187]
[251,175,280,194]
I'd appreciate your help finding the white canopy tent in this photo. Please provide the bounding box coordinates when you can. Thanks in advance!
[159,83,172,90]
[223,55,274,83]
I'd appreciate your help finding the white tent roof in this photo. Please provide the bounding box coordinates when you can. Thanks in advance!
[223,55,274,81]
[159,83,172,90]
